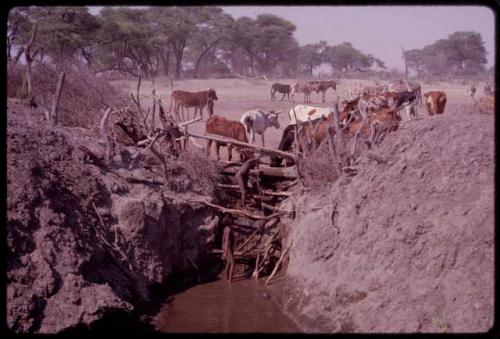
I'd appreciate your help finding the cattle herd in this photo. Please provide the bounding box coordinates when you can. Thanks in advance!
[167,79,455,166]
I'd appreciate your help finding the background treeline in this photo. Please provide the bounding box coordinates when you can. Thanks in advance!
[7,6,492,80]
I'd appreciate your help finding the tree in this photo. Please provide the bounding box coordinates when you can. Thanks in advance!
[187,7,234,78]
[405,31,488,76]
[326,42,380,72]
[299,41,327,75]
[17,7,100,65]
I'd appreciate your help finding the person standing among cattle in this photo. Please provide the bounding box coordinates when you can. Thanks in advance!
[169,88,218,122]
[221,224,235,283]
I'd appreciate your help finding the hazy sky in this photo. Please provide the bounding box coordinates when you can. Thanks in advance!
[88,5,495,70]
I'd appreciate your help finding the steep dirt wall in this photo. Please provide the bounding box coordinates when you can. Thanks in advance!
[279,111,494,333]
[7,113,217,333]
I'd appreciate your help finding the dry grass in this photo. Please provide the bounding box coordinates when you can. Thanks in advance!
[7,60,133,129]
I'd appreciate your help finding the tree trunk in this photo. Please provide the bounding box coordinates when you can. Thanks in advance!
[50,72,65,125]
[194,40,220,79]
[24,24,37,108]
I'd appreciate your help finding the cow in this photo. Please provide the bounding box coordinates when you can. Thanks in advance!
[424,91,447,115]
[347,106,401,158]
[288,105,336,125]
[387,80,422,105]
[169,88,218,122]
[205,115,251,162]
[291,82,313,103]
[308,80,337,103]
[270,83,292,101]
[240,109,283,147]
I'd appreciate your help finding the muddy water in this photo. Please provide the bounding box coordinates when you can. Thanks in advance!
[153,278,300,333]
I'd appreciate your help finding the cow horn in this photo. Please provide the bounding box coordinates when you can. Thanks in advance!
[274,109,283,114]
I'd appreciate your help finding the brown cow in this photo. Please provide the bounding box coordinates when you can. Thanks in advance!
[170,88,218,122]
[344,106,400,161]
[424,91,447,115]
[205,115,251,162]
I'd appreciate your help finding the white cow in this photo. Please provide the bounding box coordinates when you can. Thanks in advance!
[288,105,336,125]
[240,109,283,146]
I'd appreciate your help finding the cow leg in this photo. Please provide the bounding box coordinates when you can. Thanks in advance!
[215,143,221,161]
[227,144,232,162]
[322,91,325,103]
[261,133,265,147]
[351,130,361,161]
[206,140,212,158]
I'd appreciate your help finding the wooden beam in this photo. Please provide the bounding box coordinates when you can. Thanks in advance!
[188,132,295,161]
[222,165,298,180]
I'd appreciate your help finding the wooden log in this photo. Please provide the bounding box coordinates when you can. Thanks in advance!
[222,165,298,180]
[188,131,295,161]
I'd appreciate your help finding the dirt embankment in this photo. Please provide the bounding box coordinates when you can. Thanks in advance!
[7,100,219,333]
[276,111,494,333]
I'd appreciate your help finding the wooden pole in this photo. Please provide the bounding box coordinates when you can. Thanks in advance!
[188,132,296,161]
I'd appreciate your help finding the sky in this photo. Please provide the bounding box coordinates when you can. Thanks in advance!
[88,5,495,71]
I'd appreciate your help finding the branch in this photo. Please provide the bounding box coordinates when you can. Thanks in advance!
[265,240,293,285]
[201,200,280,220]
[100,108,114,164]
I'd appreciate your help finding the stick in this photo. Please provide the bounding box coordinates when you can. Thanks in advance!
[235,228,260,252]
[201,200,280,220]
[265,240,293,285]
[179,117,201,127]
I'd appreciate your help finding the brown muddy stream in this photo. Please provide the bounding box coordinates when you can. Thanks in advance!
[153,278,300,333]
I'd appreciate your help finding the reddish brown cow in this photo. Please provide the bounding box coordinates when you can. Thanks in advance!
[205,115,251,162]
[424,91,447,115]
[170,88,218,121]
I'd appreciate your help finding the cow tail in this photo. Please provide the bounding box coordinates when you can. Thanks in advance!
[243,116,253,142]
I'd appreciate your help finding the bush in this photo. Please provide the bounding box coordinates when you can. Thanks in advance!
[299,141,340,187]
[8,58,134,129]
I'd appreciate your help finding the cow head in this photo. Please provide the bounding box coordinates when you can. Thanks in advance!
[329,81,337,90]
[424,91,446,115]
[207,88,218,100]
[267,109,283,129]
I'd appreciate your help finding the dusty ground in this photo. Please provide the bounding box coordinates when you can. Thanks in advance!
[270,106,495,333]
